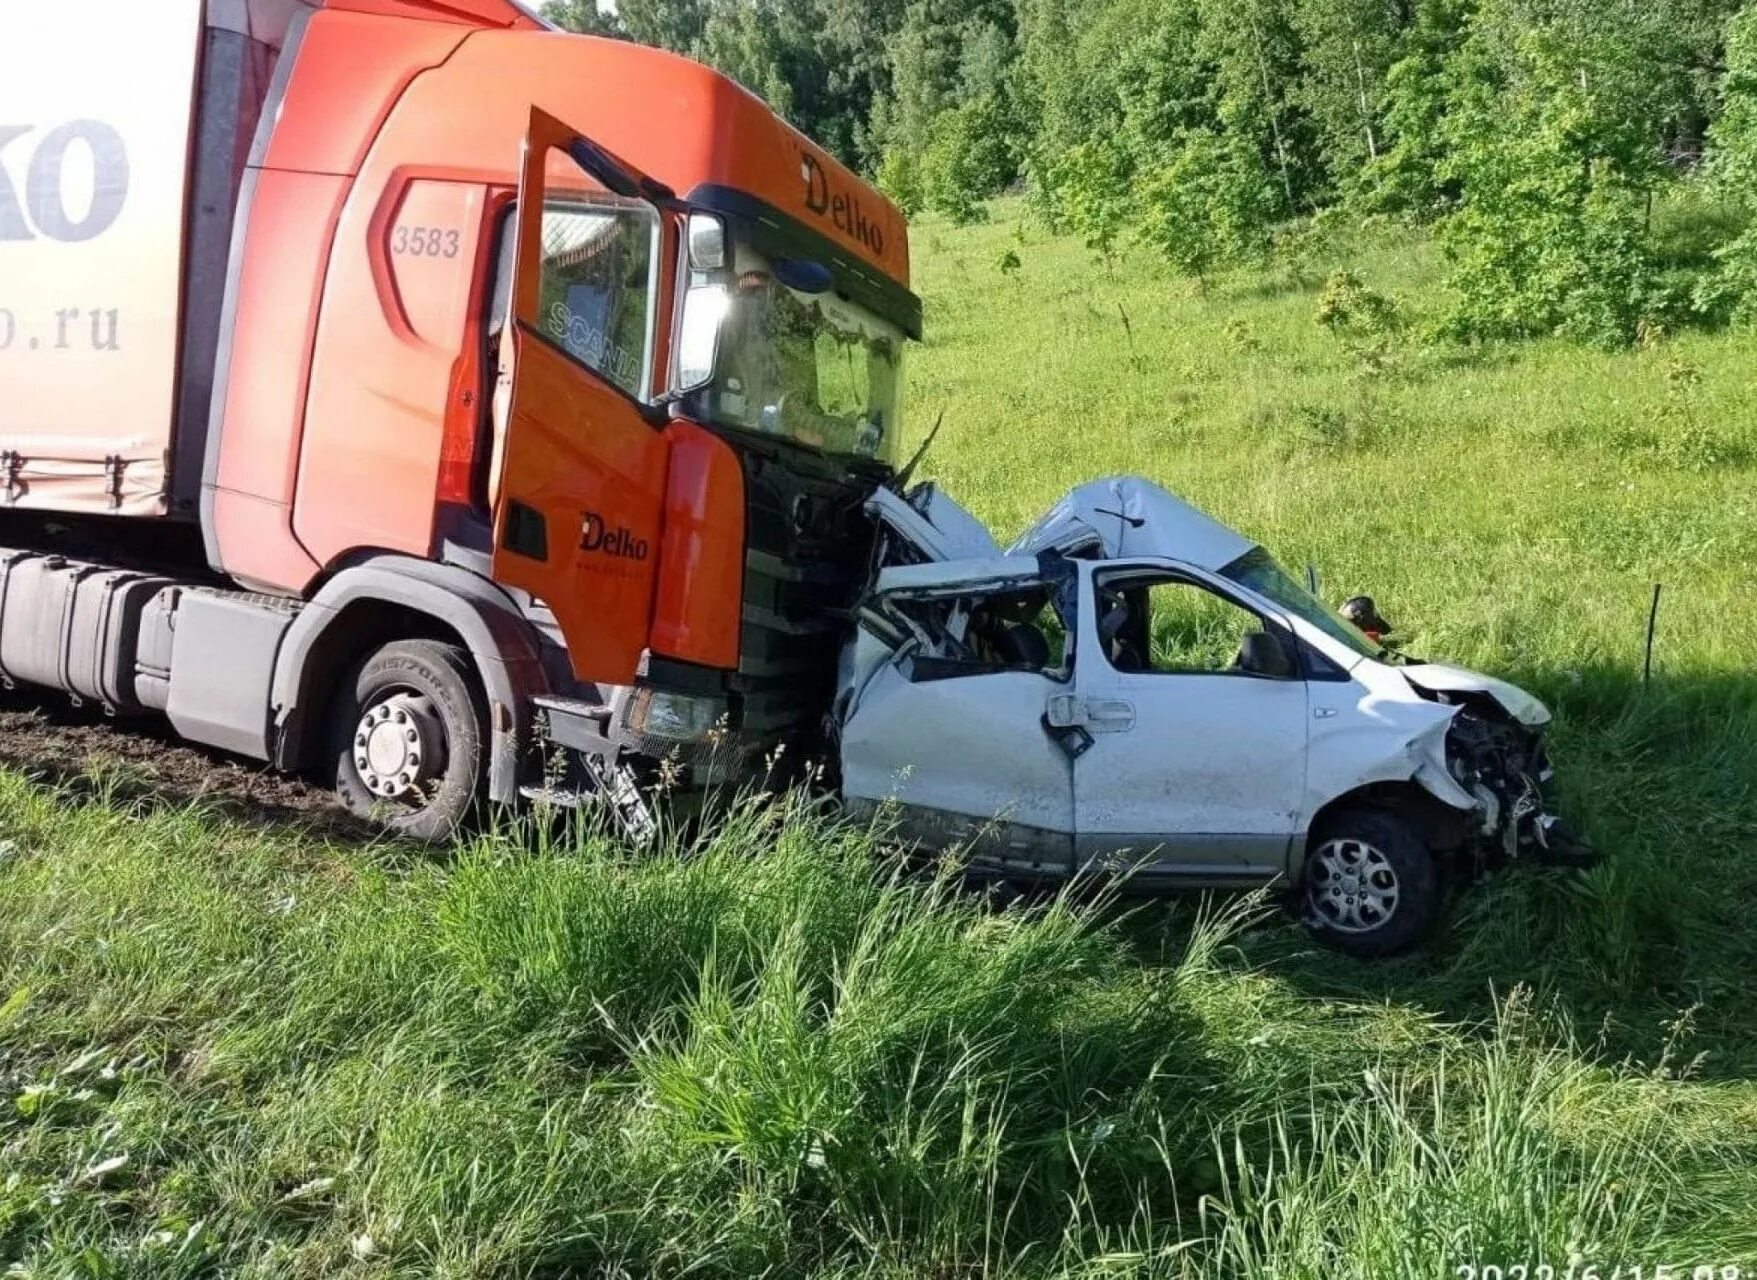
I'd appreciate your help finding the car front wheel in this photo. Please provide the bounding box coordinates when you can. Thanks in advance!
[1300,807,1442,957]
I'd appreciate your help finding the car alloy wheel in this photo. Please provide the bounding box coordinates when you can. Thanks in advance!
[1306,836,1401,934]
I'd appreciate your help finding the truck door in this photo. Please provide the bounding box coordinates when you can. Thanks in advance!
[1065,560,1309,882]
[491,109,674,685]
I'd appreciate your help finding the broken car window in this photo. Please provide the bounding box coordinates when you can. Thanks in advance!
[884,583,1070,679]
[968,588,1068,674]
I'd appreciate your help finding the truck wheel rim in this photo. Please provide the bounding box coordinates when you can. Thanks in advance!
[1307,838,1399,934]
[352,691,447,804]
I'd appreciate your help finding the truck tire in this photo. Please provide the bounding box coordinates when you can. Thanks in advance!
[1300,807,1443,957]
[330,640,486,841]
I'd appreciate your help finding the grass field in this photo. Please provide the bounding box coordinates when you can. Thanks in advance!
[2,202,1756,1276]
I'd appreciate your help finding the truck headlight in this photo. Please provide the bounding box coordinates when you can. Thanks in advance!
[625,686,726,741]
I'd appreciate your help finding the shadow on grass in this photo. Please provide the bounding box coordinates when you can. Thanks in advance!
[1117,660,1757,1080]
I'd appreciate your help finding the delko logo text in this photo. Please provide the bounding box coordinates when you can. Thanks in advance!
[0,121,130,243]
[800,151,885,259]
[580,512,650,561]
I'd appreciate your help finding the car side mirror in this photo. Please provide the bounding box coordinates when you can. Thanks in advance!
[1237,630,1293,678]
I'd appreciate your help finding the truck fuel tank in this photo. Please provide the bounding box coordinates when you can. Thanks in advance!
[0,552,177,714]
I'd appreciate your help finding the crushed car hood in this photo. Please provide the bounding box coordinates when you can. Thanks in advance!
[1400,662,1552,728]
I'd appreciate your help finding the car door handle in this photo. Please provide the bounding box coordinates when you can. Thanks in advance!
[1045,695,1135,732]
[1085,699,1135,731]
[1045,693,1082,728]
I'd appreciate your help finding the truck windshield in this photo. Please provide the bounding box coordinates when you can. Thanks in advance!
[697,245,904,466]
[1221,548,1384,661]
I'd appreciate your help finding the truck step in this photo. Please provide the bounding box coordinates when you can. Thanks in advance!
[532,694,613,721]
[519,754,657,846]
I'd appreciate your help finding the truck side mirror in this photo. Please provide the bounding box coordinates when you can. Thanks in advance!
[1237,630,1293,678]
[687,214,727,270]
[673,284,729,394]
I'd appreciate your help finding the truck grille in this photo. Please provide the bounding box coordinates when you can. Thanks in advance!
[734,448,881,742]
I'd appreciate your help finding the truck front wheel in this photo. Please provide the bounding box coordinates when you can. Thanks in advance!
[330,639,486,841]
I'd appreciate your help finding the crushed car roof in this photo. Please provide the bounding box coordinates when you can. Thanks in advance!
[869,476,1259,579]
[1008,477,1257,569]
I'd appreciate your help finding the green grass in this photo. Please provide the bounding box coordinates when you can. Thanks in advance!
[3,204,1756,1276]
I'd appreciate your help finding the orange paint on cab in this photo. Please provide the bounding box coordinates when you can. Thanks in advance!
[652,421,746,670]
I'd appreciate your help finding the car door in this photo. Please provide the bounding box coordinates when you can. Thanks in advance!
[1066,560,1309,882]
[839,563,1076,875]
[490,108,676,686]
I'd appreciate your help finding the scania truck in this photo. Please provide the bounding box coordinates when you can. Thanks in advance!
[0,0,919,836]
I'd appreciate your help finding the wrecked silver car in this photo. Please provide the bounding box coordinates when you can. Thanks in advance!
[833,477,1584,956]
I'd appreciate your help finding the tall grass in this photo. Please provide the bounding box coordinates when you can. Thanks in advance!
[1,773,1753,1276]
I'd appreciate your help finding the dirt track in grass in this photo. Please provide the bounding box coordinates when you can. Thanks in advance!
[0,688,359,834]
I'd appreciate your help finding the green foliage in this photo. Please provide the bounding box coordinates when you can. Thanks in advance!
[1649,352,1746,469]
[1707,227,1757,322]
[1712,6,1757,195]
[539,0,624,36]
[1223,316,1262,351]
[1353,0,1475,216]
[874,149,923,219]
[1316,268,1402,336]
[1040,138,1133,264]
[1432,5,1693,344]
[868,1,1023,225]
[548,0,1752,345]
[917,94,1015,225]
[615,0,713,49]
[1290,0,1404,190]
[1704,5,1757,322]
[549,0,907,169]
[1195,0,1312,216]
[1136,132,1277,281]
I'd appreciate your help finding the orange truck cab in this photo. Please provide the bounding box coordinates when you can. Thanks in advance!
[0,0,919,835]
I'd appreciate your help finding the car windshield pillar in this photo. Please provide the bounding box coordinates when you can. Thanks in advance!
[1221,548,1383,661]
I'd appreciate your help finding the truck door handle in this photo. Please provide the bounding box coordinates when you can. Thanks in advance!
[502,501,549,560]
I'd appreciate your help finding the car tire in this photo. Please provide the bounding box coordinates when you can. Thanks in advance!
[1300,807,1442,957]
[331,639,486,842]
